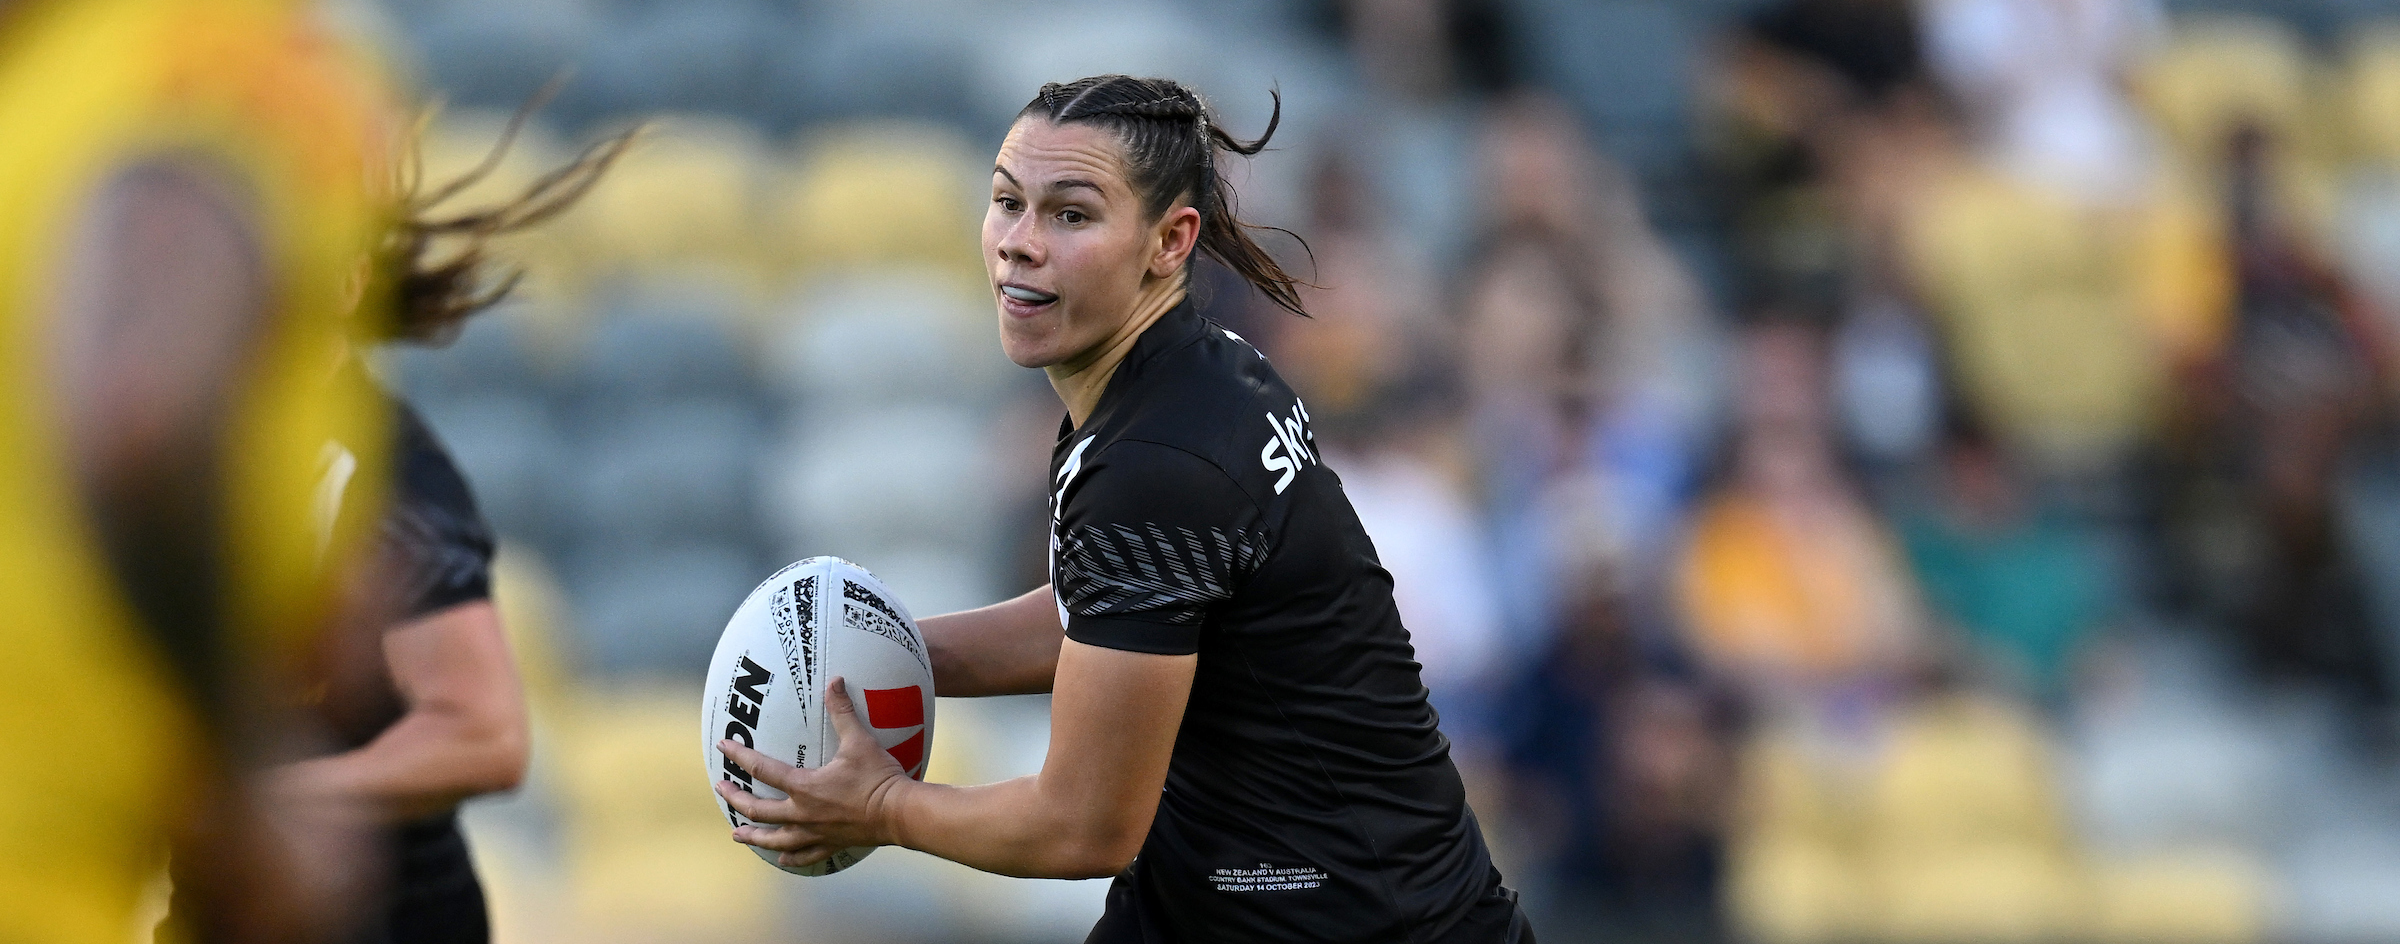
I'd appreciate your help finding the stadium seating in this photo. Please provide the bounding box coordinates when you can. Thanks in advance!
[549,685,781,943]
[762,269,1006,406]
[569,543,759,675]
[417,394,569,550]
[2133,15,2320,168]
[562,305,756,419]
[1902,167,2171,469]
[2341,23,2400,164]
[759,405,996,563]
[561,115,775,294]
[566,401,763,552]
[771,122,985,281]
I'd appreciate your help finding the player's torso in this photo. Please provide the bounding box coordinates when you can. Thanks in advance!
[1045,304,1491,940]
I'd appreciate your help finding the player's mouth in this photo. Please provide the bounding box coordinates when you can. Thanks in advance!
[999,282,1058,315]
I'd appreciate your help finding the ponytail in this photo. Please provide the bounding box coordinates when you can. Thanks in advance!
[1022,75,1314,317]
[386,79,643,345]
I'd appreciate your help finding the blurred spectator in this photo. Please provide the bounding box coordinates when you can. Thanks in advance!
[1921,0,2166,204]
[2160,123,2396,735]
[1897,420,2117,701]
[1503,547,1739,944]
[1676,323,1924,700]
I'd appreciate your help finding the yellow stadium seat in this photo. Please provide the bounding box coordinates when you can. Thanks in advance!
[556,115,776,303]
[1734,726,1859,849]
[1865,696,2068,854]
[2088,849,2267,944]
[1867,844,2084,943]
[1905,166,2174,467]
[771,121,984,288]
[490,548,574,735]
[410,109,600,310]
[415,108,570,215]
[2133,16,2323,169]
[549,684,783,943]
[2345,24,2400,165]
[1728,836,1870,944]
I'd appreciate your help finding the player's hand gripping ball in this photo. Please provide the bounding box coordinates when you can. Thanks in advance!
[701,557,936,875]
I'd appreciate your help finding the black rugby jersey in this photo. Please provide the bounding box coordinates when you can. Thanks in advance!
[1048,299,1518,943]
[325,383,498,944]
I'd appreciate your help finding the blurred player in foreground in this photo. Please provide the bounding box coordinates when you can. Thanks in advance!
[273,102,638,944]
[718,75,1534,943]
[0,0,398,941]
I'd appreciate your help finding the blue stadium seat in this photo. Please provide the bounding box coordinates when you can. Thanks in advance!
[411,2,598,122]
[564,306,753,423]
[763,272,1008,408]
[384,308,550,410]
[567,542,760,676]
[563,399,764,551]
[583,1,770,118]
[759,405,994,560]
[1512,0,1696,168]
[413,393,568,552]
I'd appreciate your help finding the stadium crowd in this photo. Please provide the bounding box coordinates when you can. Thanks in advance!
[365,0,2400,941]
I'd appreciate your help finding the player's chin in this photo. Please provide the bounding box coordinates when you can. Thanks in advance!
[996,321,1068,369]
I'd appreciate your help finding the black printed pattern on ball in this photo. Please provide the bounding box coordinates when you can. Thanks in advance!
[842,579,904,625]
[769,582,809,730]
[1054,522,1267,624]
[793,576,820,728]
[843,600,928,673]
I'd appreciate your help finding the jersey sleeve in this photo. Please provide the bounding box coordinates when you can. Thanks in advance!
[380,403,496,621]
[1055,440,1269,655]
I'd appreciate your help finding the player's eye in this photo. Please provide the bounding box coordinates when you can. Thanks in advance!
[994,196,1022,213]
[1058,208,1086,225]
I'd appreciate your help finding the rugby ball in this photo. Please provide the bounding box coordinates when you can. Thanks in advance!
[701,556,936,875]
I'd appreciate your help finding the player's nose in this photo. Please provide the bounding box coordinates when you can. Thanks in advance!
[992,214,1042,267]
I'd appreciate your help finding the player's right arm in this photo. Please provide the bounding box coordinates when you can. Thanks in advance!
[719,639,1191,879]
[919,585,1067,696]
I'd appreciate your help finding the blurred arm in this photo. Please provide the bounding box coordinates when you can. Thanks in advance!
[273,600,529,820]
[920,584,1067,696]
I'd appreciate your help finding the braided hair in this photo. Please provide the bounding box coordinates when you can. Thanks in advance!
[1021,75,1311,317]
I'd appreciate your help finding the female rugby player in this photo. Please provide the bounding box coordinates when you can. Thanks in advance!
[273,106,638,944]
[717,75,1531,943]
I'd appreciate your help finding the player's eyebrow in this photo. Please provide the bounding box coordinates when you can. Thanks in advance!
[993,164,1104,199]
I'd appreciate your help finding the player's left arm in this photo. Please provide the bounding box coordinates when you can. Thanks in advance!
[271,600,529,819]
[719,637,1191,879]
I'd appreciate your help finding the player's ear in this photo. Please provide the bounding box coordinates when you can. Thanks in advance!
[1149,204,1201,280]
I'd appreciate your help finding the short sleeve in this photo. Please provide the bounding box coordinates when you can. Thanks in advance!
[1055,441,1269,655]
[380,403,496,621]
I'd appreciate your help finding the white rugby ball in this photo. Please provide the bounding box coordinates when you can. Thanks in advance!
[701,556,935,875]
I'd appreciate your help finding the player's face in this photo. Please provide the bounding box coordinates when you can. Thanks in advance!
[984,119,1179,369]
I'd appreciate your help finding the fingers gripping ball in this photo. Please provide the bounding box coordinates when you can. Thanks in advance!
[701,557,936,875]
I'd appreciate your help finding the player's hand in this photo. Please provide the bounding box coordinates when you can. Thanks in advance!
[716,677,910,868]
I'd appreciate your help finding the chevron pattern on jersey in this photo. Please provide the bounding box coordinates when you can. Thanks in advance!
[1056,523,1268,623]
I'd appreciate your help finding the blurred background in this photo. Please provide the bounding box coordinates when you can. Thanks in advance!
[347,0,2400,941]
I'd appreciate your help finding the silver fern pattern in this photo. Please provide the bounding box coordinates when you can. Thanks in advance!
[1056,522,1268,623]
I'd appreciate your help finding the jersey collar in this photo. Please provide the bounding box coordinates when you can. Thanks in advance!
[1069,294,1204,435]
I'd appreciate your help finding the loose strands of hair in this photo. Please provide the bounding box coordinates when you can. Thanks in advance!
[387,76,645,345]
[1022,75,1315,317]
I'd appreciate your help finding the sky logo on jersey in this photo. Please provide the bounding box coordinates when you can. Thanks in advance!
[1258,400,1318,494]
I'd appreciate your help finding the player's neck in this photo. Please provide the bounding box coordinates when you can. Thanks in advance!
[1048,282,1185,428]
